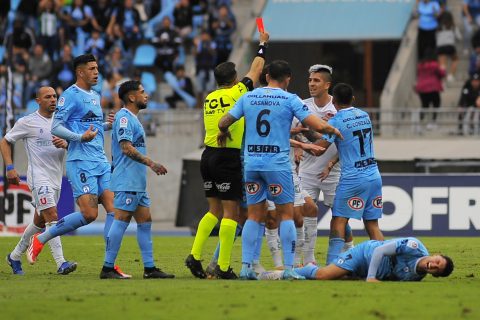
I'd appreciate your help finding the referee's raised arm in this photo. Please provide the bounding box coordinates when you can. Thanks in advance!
[243,31,270,86]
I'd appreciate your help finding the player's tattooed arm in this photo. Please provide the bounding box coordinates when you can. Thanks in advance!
[217,114,238,147]
[120,141,167,175]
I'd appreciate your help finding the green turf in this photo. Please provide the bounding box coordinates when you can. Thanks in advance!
[0,236,478,320]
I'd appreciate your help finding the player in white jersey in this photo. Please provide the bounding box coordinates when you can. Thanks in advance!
[296,64,354,265]
[1,87,77,275]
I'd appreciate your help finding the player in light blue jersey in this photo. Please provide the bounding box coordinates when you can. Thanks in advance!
[27,54,129,277]
[218,60,343,280]
[259,237,454,281]
[315,83,384,265]
[100,80,174,279]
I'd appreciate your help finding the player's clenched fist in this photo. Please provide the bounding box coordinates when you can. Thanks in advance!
[6,168,20,185]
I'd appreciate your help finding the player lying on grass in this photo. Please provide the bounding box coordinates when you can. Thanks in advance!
[258,237,454,281]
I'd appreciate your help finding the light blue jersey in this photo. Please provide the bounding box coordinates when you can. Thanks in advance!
[229,87,311,172]
[334,237,429,281]
[323,107,380,182]
[54,84,107,162]
[111,108,147,192]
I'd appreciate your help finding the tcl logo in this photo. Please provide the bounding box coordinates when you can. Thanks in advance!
[348,197,364,210]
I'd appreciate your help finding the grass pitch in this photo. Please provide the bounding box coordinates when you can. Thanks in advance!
[0,236,478,320]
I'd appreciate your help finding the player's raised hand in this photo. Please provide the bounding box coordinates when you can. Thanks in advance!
[150,162,168,175]
[105,111,115,130]
[81,124,98,142]
[52,135,68,149]
[259,31,269,44]
[217,131,232,147]
[6,167,20,185]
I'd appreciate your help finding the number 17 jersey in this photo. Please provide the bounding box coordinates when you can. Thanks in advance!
[323,107,380,182]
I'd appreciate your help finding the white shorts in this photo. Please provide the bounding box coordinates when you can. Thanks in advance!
[31,186,60,213]
[299,174,339,208]
[267,171,308,210]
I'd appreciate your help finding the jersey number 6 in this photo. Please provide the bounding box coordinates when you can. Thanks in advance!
[256,109,271,137]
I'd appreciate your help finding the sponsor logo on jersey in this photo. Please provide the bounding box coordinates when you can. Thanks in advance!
[246,182,260,195]
[80,110,102,123]
[132,136,145,148]
[203,181,213,190]
[118,128,125,136]
[216,182,231,192]
[120,117,128,128]
[348,197,364,210]
[58,97,65,106]
[92,99,97,105]
[373,196,383,208]
[269,184,282,196]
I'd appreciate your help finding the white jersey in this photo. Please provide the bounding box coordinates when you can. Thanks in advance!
[298,96,340,182]
[4,111,65,190]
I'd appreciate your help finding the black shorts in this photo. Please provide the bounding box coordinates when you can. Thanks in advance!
[200,146,242,200]
[437,45,456,56]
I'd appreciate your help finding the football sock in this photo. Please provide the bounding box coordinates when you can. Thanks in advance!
[191,212,218,260]
[211,223,243,264]
[10,222,41,260]
[265,227,283,268]
[294,226,305,266]
[104,212,115,243]
[280,220,296,268]
[218,218,237,271]
[241,219,260,266]
[294,264,319,279]
[38,212,87,244]
[104,219,129,268]
[343,241,355,252]
[303,216,318,264]
[137,222,154,268]
[326,238,345,265]
[45,221,66,268]
[253,223,265,264]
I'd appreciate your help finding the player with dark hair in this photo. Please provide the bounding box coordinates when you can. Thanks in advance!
[185,31,270,280]
[218,59,342,280]
[100,80,174,279]
[26,54,129,277]
[259,237,454,282]
[2,87,76,275]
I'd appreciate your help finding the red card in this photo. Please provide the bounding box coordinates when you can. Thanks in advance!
[256,17,264,33]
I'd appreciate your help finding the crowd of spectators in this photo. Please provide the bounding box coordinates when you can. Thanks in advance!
[0,0,238,114]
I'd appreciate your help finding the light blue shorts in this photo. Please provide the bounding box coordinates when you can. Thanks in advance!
[244,170,294,205]
[114,191,151,212]
[66,160,111,199]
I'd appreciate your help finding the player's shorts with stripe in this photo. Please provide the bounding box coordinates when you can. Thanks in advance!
[200,146,242,201]
[299,174,339,207]
[332,176,383,220]
[244,170,294,205]
[114,191,150,211]
[31,186,60,213]
[66,160,111,199]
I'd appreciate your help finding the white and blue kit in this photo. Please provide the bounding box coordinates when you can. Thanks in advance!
[322,107,382,220]
[111,108,151,211]
[229,87,311,205]
[52,84,110,199]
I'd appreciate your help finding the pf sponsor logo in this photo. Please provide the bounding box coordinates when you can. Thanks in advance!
[216,182,231,192]
[269,184,282,196]
[372,196,383,208]
[246,182,260,195]
[348,197,364,210]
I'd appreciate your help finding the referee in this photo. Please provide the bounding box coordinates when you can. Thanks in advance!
[186,31,270,279]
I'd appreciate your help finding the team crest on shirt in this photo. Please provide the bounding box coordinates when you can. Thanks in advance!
[246,182,260,195]
[337,258,344,265]
[82,186,90,193]
[92,99,97,105]
[348,197,364,210]
[269,184,283,196]
[126,197,132,205]
[372,196,383,209]
[120,117,128,128]
[39,197,47,205]
[407,240,418,249]
[58,97,65,106]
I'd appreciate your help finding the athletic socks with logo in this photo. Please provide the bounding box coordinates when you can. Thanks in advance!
[279,220,296,268]
[326,238,345,265]
[104,219,129,268]
[265,227,283,268]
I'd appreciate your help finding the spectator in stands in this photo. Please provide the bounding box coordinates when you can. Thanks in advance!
[151,17,181,73]
[414,48,446,128]
[462,0,480,54]
[173,0,194,43]
[415,0,441,60]
[107,0,142,51]
[194,29,216,107]
[0,2,10,43]
[104,46,130,77]
[85,29,106,62]
[51,44,75,91]
[38,0,61,59]
[101,71,123,111]
[91,0,115,33]
[191,0,209,34]
[166,65,194,109]
[210,4,235,65]
[458,72,480,135]
[16,0,39,30]
[60,0,94,42]
[436,11,461,83]
[3,18,35,60]
[25,43,52,101]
